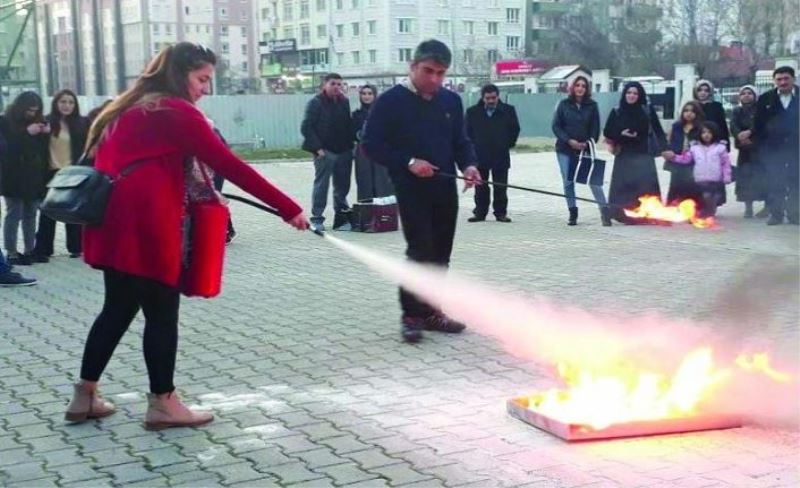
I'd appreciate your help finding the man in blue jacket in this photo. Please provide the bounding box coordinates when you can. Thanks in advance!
[362,40,482,343]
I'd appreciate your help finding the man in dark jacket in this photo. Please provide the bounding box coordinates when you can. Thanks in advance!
[465,84,520,222]
[753,66,799,225]
[362,39,482,343]
[301,73,354,232]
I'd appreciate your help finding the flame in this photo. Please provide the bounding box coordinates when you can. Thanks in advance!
[623,195,716,228]
[525,348,791,431]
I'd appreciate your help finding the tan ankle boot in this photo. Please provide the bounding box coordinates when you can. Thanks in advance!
[144,391,213,431]
[64,381,117,423]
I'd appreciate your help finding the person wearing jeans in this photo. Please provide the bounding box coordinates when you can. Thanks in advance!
[300,73,354,232]
[0,91,50,264]
[551,76,611,226]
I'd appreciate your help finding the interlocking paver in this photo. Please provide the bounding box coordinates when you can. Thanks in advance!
[1,154,797,487]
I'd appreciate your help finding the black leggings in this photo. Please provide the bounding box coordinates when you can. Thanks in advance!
[80,269,180,394]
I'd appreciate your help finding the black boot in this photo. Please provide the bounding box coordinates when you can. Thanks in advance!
[600,206,612,226]
[568,207,578,226]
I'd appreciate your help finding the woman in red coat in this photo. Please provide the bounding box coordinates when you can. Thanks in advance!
[65,43,309,430]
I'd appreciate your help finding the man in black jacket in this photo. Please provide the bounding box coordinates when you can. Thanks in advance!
[465,84,520,222]
[301,73,354,232]
[753,66,799,225]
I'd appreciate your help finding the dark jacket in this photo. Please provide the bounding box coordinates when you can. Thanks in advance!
[352,104,371,142]
[300,93,353,154]
[361,84,477,177]
[46,114,90,166]
[730,103,757,165]
[698,101,730,149]
[465,100,520,169]
[753,86,800,154]
[668,120,701,153]
[603,104,666,156]
[0,115,50,199]
[551,98,600,155]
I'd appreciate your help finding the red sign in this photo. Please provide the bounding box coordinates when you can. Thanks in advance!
[495,60,548,76]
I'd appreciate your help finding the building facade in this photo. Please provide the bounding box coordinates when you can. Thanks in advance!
[256,0,527,92]
[34,0,259,96]
[0,1,39,102]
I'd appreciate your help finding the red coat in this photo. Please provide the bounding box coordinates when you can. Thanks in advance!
[83,97,302,287]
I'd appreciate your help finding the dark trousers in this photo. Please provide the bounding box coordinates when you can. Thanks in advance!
[765,149,800,220]
[394,178,458,318]
[311,150,352,224]
[33,213,82,256]
[212,174,236,235]
[80,269,180,394]
[473,166,508,218]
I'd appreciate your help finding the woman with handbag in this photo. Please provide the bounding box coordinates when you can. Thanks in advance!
[551,76,611,226]
[352,84,393,202]
[0,91,50,266]
[31,89,89,262]
[603,82,665,223]
[663,100,704,205]
[65,42,309,430]
[731,85,768,218]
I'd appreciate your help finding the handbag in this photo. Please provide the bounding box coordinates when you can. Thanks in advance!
[352,197,399,233]
[642,105,662,157]
[573,139,606,186]
[181,164,230,298]
[40,140,149,226]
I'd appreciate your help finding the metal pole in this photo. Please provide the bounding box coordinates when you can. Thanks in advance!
[70,0,83,94]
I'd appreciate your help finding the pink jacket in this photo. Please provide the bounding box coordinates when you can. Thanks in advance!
[672,142,732,184]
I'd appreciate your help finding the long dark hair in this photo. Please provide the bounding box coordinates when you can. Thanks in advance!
[87,42,217,149]
[48,89,82,138]
[699,121,721,145]
[4,91,44,132]
[680,100,705,126]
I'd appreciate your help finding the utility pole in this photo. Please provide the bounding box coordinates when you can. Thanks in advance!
[113,0,126,92]
[70,0,83,94]
[91,0,105,94]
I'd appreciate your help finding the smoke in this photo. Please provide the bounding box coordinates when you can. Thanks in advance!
[323,234,800,427]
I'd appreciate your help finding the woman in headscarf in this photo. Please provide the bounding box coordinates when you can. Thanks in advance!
[731,85,768,218]
[693,79,731,148]
[352,84,393,201]
[603,81,666,223]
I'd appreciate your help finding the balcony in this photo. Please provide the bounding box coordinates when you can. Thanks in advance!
[532,1,572,15]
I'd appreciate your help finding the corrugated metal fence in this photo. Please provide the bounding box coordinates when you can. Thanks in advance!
[75,92,623,149]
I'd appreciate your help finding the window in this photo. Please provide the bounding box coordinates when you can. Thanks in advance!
[487,21,498,35]
[241,44,248,55]
[284,26,294,39]
[221,42,230,54]
[207,25,212,34]
[398,18,413,33]
[153,42,161,54]
[261,7,269,19]
[241,61,248,71]
[184,25,190,33]
[352,22,360,36]
[462,49,473,63]
[241,11,248,20]
[221,26,229,36]
[152,23,160,34]
[367,20,376,35]
[301,24,310,44]
[352,0,359,7]
[369,49,376,63]
[506,36,520,50]
[437,20,449,36]
[300,0,310,18]
[506,8,520,23]
[463,20,474,35]
[220,7,228,19]
[487,49,498,63]
[165,24,172,35]
[398,48,412,62]
[241,26,247,36]
[336,0,343,9]
[316,0,326,11]
[337,52,344,65]
[317,24,327,38]
[352,51,360,64]
[185,6,190,14]
[336,24,344,38]
[283,2,293,21]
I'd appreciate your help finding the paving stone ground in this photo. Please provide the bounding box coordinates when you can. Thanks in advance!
[2,151,799,487]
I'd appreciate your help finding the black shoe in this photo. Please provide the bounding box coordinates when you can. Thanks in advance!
[495,215,512,223]
[69,252,82,258]
[7,254,32,266]
[600,206,612,227]
[0,271,37,286]
[468,216,486,222]
[568,207,578,226]
[401,316,424,343]
[767,215,784,226]
[225,230,237,245]
[423,313,466,333]
[30,254,50,263]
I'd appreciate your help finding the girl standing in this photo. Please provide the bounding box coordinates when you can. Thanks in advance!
[730,85,768,218]
[666,122,733,217]
[664,101,704,204]
[603,82,666,223]
[0,92,50,265]
[32,89,89,261]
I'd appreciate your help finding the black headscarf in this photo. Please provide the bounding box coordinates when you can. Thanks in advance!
[618,81,648,111]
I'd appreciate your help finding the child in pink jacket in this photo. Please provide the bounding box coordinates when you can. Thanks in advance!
[665,121,732,217]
